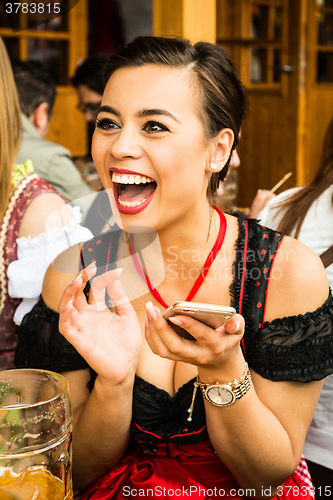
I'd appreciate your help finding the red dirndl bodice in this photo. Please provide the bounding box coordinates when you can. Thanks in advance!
[0,165,59,370]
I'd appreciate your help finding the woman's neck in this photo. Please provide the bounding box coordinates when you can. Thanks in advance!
[156,202,221,278]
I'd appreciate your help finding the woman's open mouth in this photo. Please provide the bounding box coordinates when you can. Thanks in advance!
[111,170,157,214]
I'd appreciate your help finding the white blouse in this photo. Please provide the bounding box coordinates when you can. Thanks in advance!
[259,185,333,469]
[7,204,93,325]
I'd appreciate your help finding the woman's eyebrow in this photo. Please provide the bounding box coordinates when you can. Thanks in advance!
[97,105,181,124]
[97,105,119,115]
[136,108,181,124]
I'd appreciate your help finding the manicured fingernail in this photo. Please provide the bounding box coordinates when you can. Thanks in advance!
[63,299,73,312]
[70,274,83,287]
[85,262,97,271]
[168,317,184,326]
[234,319,240,331]
[146,301,159,321]
[110,267,123,275]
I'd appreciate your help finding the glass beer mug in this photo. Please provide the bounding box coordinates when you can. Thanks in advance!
[0,369,73,500]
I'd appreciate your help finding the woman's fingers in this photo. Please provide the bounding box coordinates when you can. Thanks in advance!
[145,303,245,365]
[88,267,135,318]
[88,268,123,310]
[58,262,97,313]
[59,300,97,359]
[222,313,245,339]
[145,306,176,359]
[59,301,80,340]
[105,271,136,317]
[145,302,195,359]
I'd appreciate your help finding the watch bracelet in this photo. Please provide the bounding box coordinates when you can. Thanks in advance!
[232,370,252,399]
[196,363,252,400]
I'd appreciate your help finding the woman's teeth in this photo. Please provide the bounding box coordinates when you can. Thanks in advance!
[112,171,155,207]
[118,199,148,207]
[111,172,154,184]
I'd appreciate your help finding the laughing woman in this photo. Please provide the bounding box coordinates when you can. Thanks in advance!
[15,37,333,500]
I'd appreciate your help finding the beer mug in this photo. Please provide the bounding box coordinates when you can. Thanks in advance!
[0,488,23,499]
[0,369,72,500]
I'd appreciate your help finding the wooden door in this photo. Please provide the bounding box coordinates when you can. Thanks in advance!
[303,0,333,185]
[0,0,88,157]
[217,0,301,208]
[217,0,333,208]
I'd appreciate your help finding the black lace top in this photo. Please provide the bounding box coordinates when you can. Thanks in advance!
[15,215,333,445]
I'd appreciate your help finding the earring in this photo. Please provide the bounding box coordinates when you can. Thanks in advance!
[210,162,217,170]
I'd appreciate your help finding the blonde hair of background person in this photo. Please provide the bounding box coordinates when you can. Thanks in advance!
[0,36,93,370]
[0,37,22,219]
[14,36,333,500]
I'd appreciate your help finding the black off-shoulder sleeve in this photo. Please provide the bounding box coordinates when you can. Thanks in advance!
[14,296,89,372]
[247,294,333,382]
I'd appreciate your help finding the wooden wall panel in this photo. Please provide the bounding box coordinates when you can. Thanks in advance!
[236,0,300,207]
[46,0,88,156]
[153,0,216,43]
[0,0,88,158]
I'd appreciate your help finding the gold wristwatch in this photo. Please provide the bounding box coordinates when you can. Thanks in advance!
[195,363,252,407]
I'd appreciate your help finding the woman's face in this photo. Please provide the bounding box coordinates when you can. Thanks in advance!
[92,64,213,231]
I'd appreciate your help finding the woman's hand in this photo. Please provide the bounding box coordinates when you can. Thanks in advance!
[249,189,276,219]
[58,263,142,385]
[145,301,245,376]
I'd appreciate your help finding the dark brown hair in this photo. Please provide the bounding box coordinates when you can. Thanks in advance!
[104,36,247,194]
[11,59,56,118]
[276,118,333,237]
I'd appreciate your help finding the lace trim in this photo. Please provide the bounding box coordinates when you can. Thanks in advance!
[11,160,34,189]
[16,205,83,249]
[134,374,197,405]
[132,375,209,445]
[229,215,259,353]
[248,331,333,382]
[0,172,39,315]
[262,292,333,333]
[228,214,243,312]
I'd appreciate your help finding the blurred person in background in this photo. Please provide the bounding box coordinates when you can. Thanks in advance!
[71,53,109,125]
[71,53,114,234]
[259,117,333,494]
[12,59,96,221]
[0,38,92,370]
[215,149,276,217]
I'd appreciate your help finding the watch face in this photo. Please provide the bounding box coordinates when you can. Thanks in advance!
[206,385,236,406]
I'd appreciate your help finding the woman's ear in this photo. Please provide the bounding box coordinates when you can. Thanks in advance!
[29,102,50,139]
[206,129,234,172]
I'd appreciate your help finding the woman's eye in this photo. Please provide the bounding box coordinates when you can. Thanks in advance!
[143,121,169,133]
[95,118,120,131]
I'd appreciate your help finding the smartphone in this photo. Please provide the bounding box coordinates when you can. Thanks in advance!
[163,301,236,341]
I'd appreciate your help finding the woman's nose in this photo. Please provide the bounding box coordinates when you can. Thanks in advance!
[109,128,143,160]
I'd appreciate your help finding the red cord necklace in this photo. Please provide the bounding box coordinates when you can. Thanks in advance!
[127,206,227,309]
